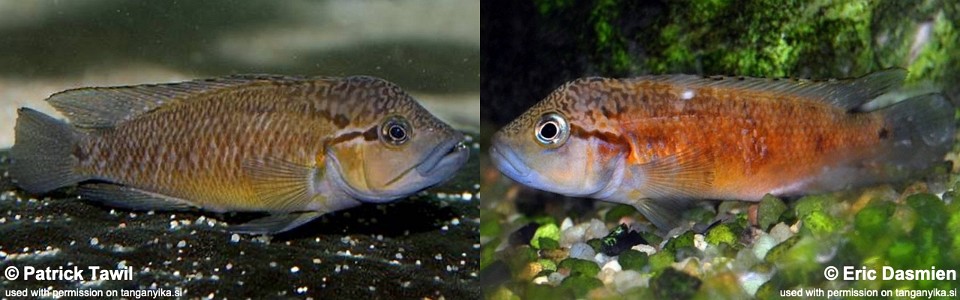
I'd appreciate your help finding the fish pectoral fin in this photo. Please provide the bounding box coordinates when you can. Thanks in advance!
[628,198,693,231]
[229,211,323,234]
[78,183,198,211]
[635,147,714,199]
[243,156,323,212]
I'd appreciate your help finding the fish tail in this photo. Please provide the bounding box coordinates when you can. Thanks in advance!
[10,108,86,194]
[875,93,955,174]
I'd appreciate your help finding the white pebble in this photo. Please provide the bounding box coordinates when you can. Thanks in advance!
[177,240,186,248]
[230,234,240,243]
[630,244,657,256]
[559,217,573,231]
[568,243,595,260]
[532,276,548,285]
[290,266,300,273]
[612,270,647,293]
[769,222,794,243]
[693,234,707,251]
[90,238,99,246]
[547,272,567,285]
[601,260,622,272]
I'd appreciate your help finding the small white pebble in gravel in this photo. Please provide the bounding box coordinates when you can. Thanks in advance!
[461,192,473,201]
[693,234,707,251]
[548,272,567,285]
[176,240,186,248]
[90,238,99,246]
[415,260,421,266]
[532,276,548,285]
[435,253,442,260]
[225,263,233,270]
[630,244,657,256]
[568,243,595,260]
[752,234,777,259]
[230,234,240,243]
[395,253,403,260]
[559,217,573,231]
[612,270,646,293]
[769,222,793,243]
[269,261,277,267]
[451,218,460,225]
[313,258,322,264]
[602,260,622,273]
[594,252,613,265]
[290,266,300,273]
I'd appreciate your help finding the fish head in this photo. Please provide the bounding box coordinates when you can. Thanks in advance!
[491,78,629,198]
[326,77,469,203]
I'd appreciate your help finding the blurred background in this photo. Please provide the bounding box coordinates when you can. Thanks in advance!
[481,0,959,298]
[0,0,480,147]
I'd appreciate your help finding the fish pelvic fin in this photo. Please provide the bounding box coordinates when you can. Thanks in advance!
[627,198,693,231]
[10,108,87,194]
[229,211,323,234]
[870,93,955,179]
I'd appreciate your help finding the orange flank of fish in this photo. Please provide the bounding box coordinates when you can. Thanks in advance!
[491,69,954,229]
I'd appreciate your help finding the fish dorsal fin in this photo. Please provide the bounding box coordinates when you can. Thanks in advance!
[636,69,906,111]
[46,75,315,128]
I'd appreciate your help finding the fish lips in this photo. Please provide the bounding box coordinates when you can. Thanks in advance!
[416,138,469,177]
[489,142,532,181]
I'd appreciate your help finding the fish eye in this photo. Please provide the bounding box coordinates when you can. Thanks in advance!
[380,116,411,146]
[535,112,569,147]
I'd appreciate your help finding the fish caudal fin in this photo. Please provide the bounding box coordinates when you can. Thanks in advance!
[10,108,85,194]
[874,93,955,178]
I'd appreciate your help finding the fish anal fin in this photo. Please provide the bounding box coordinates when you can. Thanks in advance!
[229,211,323,234]
[243,156,323,212]
[78,183,197,211]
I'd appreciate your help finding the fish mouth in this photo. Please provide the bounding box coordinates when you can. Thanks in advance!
[490,142,531,179]
[416,138,469,176]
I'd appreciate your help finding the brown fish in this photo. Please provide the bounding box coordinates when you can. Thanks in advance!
[11,75,469,234]
[491,69,954,229]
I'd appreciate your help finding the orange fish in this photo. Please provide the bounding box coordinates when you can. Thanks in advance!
[11,75,468,234]
[491,70,954,228]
